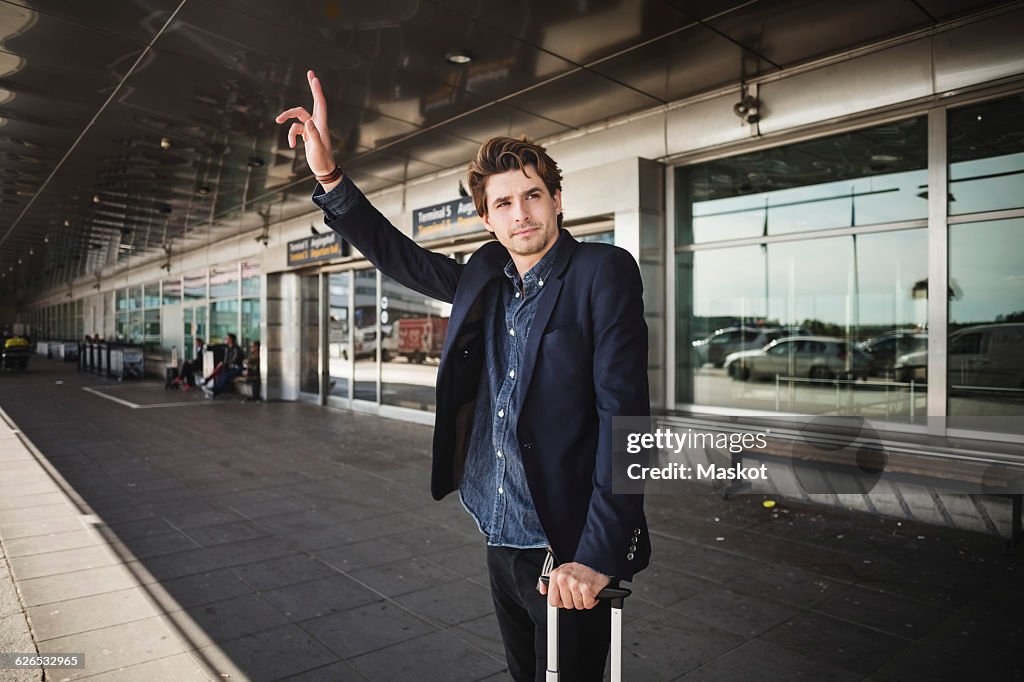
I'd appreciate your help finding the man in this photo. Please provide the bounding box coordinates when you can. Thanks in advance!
[277,70,650,680]
[178,336,205,389]
[202,333,244,398]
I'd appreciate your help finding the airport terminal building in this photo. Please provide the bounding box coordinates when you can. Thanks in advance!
[4,1,1024,533]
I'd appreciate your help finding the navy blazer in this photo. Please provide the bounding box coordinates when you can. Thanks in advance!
[321,179,651,580]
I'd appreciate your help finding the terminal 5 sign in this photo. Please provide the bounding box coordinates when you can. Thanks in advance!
[287,231,348,267]
[413,197,485,242]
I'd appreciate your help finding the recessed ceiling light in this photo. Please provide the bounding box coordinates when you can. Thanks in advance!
[160,136,172,150]
[445,49,473,65]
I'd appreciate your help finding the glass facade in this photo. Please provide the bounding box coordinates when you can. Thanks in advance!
[678,117,930,420]
[380,275,450,411]
[946,94,1024,424]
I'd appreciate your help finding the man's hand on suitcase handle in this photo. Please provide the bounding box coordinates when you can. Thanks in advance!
[538,563,614,610]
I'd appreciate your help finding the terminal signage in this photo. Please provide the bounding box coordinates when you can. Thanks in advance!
[412,197,485,242]
[287,231,347,267]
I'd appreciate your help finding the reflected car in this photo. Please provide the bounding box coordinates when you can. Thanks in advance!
[724,336,870,381]
[692,326,806,367]
[894,323,1024,388]
[858,330,927,377]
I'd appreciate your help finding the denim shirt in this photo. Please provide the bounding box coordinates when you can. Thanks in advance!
[459,237,564,549]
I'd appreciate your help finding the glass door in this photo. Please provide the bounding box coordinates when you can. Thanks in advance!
[353,268,379,403]
[300,275,321,398]
[183,304,207,361]
[327,272,352,403]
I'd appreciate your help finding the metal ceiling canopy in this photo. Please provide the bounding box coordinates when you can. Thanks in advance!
[0,0,1008,301]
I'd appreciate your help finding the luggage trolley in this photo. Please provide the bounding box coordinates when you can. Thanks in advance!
[539,575,632,682]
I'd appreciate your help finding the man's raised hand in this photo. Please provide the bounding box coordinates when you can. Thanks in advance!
[274,70,336,177]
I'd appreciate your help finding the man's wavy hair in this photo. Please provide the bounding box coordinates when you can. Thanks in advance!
[467,135,563,228]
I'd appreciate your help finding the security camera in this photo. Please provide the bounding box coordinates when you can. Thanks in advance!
[733,95,760,125]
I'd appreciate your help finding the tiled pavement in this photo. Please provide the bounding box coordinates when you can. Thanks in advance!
[0,359,1021,681]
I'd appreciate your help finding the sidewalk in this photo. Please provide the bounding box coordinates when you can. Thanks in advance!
[0,358,1021,680]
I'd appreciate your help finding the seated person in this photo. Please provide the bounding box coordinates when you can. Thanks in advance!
[202,333,244,397]
[177,337,205,389]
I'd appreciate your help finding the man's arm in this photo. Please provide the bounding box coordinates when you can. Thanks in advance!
[277,70,461,303]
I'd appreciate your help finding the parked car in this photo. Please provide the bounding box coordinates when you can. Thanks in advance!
[692,326,806,367]
[894,323,1024,388]
[725,336,870,381]
[858,330,927,377]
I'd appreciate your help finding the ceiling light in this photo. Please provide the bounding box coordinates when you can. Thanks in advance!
[445,49,473,65]
[63,219,71,227]
[92,194,102,204]
[196,185,210,195]
[247,156,264,168]
[160,136,172,150]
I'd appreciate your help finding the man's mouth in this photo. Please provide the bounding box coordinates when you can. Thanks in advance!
[514,227,538,237]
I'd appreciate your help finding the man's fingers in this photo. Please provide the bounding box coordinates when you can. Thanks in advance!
[274,107,311,124]
[537,578,547,595]
[287,122,304,149]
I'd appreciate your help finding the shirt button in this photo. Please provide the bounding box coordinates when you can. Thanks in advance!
[498,409,505,418]
[509,328,515,336]
[538,279,544,287]
[497,451,503,458]
[498,487,504,494]
[509,370,515,378]
[515,292,521,298]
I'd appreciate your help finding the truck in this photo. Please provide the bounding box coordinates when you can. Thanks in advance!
[393,317,449,364]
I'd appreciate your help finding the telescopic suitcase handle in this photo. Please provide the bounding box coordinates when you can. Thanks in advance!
[539,576,631,682]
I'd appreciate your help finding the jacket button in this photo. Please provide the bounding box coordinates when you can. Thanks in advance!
[626,552,634,560]
[629,544,637,552]
[462,349,470,358]
[633,528,641,535]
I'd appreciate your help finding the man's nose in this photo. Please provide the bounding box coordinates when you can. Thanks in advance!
[512,199,530,223]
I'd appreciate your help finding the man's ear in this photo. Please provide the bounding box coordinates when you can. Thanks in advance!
[481,211,495,235]
[553,189,563,216]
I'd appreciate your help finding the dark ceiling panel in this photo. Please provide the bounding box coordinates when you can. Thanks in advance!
[427,0,695,63]
[501,69,662,130]
[588,23,750,103]
[4,0,181,44]
[707,0,933,68]
[912,0,1009,21]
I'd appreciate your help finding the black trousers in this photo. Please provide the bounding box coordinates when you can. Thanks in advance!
[486,546,611,682]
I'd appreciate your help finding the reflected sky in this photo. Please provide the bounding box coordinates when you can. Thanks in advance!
[950,218,1024,325]
[687,229,927,332]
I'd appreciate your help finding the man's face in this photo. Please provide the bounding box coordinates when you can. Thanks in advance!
[482,164,561,264]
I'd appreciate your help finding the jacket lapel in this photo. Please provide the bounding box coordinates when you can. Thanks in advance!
[440,242,506,359]
[514,231,579,414]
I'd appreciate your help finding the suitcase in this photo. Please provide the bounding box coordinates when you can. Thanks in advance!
[164,366,178,389]
[539,576,632,682]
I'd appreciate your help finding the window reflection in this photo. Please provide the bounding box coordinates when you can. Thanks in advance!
[327,272,351,399]
[299,276,320,395]
[380,275,451,412]
[353,269,377,402]
[948,218,1024,421]
[949,93,1024,215]
[679,230,927,419]
[682,117,927,243]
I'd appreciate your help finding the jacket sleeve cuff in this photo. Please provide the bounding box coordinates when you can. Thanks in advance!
[311,175,362,222]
